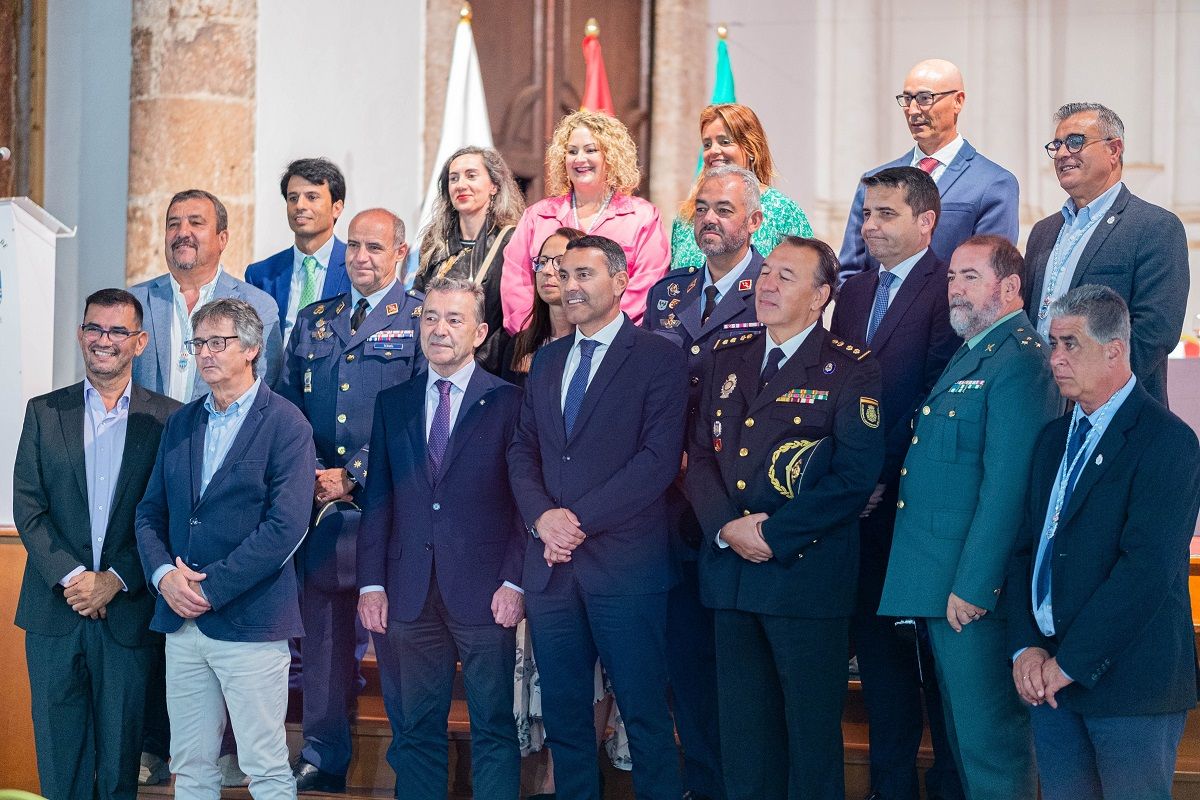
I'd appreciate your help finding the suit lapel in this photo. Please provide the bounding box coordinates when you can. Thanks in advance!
[107,385,158,525]
[200,388,267,503]
[149,278,176,390]
[1060,383,1141,527]
[1069,186,1128,290]
[321,238,348,298]
[677,286,704,340]
[190,404,207,507]
[542,338,571,450]
[56,384,89,504]
[567,318,634,441]
[747,324,823,416]
[402,378,433,487]
[869,252,937,350]
[935,140,975,197]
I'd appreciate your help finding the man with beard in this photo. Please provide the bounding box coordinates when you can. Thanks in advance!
[838,59,1018,283]
[879,235,1058,800]
[14,289,180,800]
[643,164,765,800]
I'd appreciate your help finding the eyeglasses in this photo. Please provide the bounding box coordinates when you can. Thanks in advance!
[532,255,563,273]
[80,323,140,343]
[184,335,240,355]
[895,90,957,109]
[1044,133,1115,158]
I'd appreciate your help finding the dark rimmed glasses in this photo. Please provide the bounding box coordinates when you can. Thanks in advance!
[895,90,957,109]
[1044,133,1116,158]
[184,335,241,355]
[80,323,141,343]
[532,254,564,273]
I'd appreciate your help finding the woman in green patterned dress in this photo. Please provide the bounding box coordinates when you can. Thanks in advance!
[669,103,813,268]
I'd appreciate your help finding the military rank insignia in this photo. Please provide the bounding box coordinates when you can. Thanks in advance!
[776,389,829,404]
[686,277,698,293]
[412,305,423,317]
[738,278,753,292]
[720,373,737,399]
[949,379,985,393]
[860,397,880,428]
[334,300,346,315]
[386,302,399,315]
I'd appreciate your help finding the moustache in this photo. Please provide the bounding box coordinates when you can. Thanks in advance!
[171,235,198,250]
[949,298,972,310]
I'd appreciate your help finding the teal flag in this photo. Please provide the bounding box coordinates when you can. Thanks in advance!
[697,35,738,174]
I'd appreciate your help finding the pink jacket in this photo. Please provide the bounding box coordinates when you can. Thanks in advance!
[500,193,670,333]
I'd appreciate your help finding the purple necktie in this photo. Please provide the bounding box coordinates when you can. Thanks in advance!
[427,379,452,478]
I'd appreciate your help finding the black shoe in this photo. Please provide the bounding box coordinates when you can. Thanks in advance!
[293,759,346,793]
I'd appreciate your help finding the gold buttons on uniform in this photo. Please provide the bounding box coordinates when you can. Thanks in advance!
[337,414,347,423]
[340,383,350,392]
[922,406,930,415]
[948,410,956,417]
[308,353,315,360]
[691,345,701,355]
[911,435,918,444]
[793,416,802,424]
[739,448,749,457]
[900,467,907,476]
[897,500,906,509]
[716,409,723,417]
[736,480,746,490]
[743,510,751,516]
[346,354,355,362]
[337,446,346,455]
[745,418,755,428]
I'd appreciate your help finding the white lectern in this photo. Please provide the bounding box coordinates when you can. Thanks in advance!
[0,197,75,527]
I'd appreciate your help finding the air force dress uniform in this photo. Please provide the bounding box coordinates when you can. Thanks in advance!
[684,324,884,800]
[277,280,426,784]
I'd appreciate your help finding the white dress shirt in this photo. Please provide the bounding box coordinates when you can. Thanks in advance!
[284,235,336,336]
[560,312,625,410]
[168,268,222,403]
[909,134,965,183]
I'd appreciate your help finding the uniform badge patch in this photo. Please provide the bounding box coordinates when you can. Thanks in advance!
[860,397,880,428]
[335,301,346,315]
[686,277,698,293]
[720,373,737,399]
[712,420,723,438]
[412,305,423,318]
[713,438,723,453]
[662,314,681,329]
[667,283,681,297]
[386,302,399,315]
[823,361,835,375]
[738,278,753,292]
[668,298,680,309]
[303,369,313,393]
[314,304,325,315]
[657,299,669,311]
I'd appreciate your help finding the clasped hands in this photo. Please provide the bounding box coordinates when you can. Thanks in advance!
[1012,647,1073,708]
[535,508,586,567]
[358,584,523,634]
[159,557,211,619]
[314,467,354,506]
[64,570,122,619]
[720,512,773,563]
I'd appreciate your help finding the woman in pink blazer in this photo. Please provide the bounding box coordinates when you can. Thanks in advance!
[501,110,669,333]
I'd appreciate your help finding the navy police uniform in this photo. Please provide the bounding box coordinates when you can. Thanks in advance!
[642,248,764,800]
[684,324,884,800]
[277,280,426,782]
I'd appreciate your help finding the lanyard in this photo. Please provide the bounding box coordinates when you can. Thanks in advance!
[1039,210,1103,321]
[1046,399,1116,538]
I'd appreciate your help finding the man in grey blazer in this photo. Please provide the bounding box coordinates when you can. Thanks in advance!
[1024,102,1189,406]
[839,58,1019,283]
[130,189,283,403]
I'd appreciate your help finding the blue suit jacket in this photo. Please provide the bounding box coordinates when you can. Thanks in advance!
[130,270,285,398]
[357,366,525,625]
[134,383,316,642]
[838,140,1019,281]
[507,316,689,596]
[245,238,351,328]
[1023,186,1189,406]
[1004,383,1200,715]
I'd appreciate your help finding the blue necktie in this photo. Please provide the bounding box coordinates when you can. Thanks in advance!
[563,339,599,438]
[427,379,453,478]
[866,270,897,345]
[759,346,785,393]
[1034,417,1093,607]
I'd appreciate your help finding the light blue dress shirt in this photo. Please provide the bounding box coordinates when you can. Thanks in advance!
[866,247,926,340]
[701,248,755,306]
[350,278,399,319]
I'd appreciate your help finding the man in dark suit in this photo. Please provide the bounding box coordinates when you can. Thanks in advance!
[135,298,316,800]
[276,207,425,793]
[508,234,688,800]
[839,59,1019,283]
[14,289,180,800]
[880,236,1060,800]
[246,157,351,338]
[644,164,766,800]
[685,236,884,800]
[357,276,524,800]
[830,166,962,800]
[1024,102,1189,406]
[1005,285,1200,800]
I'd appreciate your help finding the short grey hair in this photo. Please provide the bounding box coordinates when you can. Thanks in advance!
[424,276,486,324]
[1048,284,1131,349]
[354,207,406,247]
[698,164,762,215]
[1054,102,1124,164]
[191,298,264,376]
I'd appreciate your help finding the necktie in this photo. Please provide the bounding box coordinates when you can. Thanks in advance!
[298,256,319,309]
[918,156,940,174]
[701,285,720,325]
[427,379,453,478]
[1034,417,1093,607]
[865,270,897,345]
[563,339,599,438]
[350,298,370,334]
[759,346,785,393]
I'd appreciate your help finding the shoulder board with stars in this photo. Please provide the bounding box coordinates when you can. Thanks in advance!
[712,329,763,351]
[303,292,349,319]
[1009,324,1044,349]
[827,337,871,361]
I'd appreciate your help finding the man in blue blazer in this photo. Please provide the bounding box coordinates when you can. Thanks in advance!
[1023,103,1189,407]
[135,298,316,800]
[830,167,963,800]
[130,189,283,401]
[245,158,351,338]
[1005,285,1200,800]
[358,277,524,800]
[508,235,689,800]
[839,59,1018,283]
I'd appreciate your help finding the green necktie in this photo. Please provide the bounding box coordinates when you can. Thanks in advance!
[298,255,319,309]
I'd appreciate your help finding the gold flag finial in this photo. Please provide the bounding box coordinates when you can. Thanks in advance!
[716,22,728,39]
[585,17,600,37]
[460,2,472,22]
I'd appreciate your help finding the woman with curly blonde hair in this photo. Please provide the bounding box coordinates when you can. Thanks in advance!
[669,103,813,269]
[500,110,669,333]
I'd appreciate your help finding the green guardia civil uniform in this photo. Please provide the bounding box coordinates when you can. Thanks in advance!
[878,309,1058,800]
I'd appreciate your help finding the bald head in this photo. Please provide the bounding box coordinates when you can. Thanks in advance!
[345,208,409,295]
[900,59,966,155]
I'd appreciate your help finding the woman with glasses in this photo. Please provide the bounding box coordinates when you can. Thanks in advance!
[413,146,525,375]
[502,227,584,386]
[669,103,813,269]
[500,110,669,334]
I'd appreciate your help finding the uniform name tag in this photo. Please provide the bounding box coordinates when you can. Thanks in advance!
[372,341,410,351]
[949,379,985,393]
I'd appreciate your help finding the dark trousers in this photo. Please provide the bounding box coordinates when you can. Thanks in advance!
[1030,703,1186,800]
[526,562,682,800]
[376,577,519,800]
[714,609,848,800]
[27,622,155,800]
[851,613,963,800]
[300,583,365,775]
[142,640,170,760]
[667,559,725,799]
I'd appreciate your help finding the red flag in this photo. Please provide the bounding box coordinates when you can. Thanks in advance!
[581,20,615,116]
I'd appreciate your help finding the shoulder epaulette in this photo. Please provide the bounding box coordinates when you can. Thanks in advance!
[712,329,763,351]
[300,292,349,319]
[1009,324,1044,350]
[828,336,871,361]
